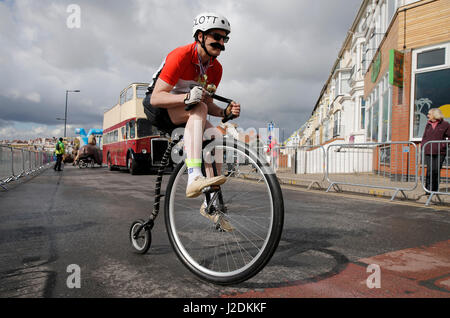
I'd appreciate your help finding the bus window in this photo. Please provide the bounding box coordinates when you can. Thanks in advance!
[121,127,126,140]
[129,120,136,139]
[136,86,147,99]
[120,91,126,105]
[114,130,118,142]
[126,87,133,102]
[137,118,160,137]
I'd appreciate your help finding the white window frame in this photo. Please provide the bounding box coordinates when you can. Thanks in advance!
[380,74,392,142]
[360,96,366,130]
[365,73,392,142]
[387,0,398,25]
[372,86,380,142]
[409,42,450,141]
[333,111,342,137]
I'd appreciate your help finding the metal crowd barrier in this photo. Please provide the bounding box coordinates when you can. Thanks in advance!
[0,145,55,190]
[275,145,326,189]
[275,142,420,198]
[325,142,418,200]
[251,141,450,205]
[421,140,450,206]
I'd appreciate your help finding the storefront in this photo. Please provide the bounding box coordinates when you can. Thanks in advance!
[364,0,450,178]
[410,42,450,140]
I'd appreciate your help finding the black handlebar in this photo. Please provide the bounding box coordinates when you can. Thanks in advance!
[184,104,196,111]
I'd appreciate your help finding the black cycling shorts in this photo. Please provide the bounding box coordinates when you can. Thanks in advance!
[143,93,186,134]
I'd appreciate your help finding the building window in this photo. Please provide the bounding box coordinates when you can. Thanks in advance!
[333,111,342,137]
[372,99,379,142]
[338,70,351,95]
[362,43,368,73]
[381,75,392,142]
[411,43,450,139]
[360,97,366,130]
[366,94,372,141]
[367,105,372,140]
[417,48,445,69]
[387,0,397,26]
[366,74,392,142]
[368,86,380,142]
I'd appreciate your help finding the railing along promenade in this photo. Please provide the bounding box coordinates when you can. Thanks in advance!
[0,145,55,190]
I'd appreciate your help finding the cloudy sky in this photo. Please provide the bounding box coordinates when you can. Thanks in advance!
[0,0,362,141]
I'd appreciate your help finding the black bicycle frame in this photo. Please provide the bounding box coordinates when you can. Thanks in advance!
[133,135,181,238]
[133,91,235,239]
[132,136,225,238]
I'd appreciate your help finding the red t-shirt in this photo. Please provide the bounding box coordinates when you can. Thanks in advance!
[150,42,223,94]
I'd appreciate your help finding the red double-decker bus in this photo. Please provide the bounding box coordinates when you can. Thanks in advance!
[102,83,170,174]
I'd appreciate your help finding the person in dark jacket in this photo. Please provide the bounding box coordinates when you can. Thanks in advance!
[421,108,450,192]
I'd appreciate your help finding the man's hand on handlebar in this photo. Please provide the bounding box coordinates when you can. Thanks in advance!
[184,86,205,108]
[184,84,240,123]
[223,101,240,119]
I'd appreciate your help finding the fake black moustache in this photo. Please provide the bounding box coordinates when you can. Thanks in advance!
[210,42,225,51]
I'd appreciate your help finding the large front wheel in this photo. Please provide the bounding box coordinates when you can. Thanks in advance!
[164,139,284,285]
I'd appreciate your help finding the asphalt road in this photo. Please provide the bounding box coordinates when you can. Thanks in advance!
[0,164,449,298]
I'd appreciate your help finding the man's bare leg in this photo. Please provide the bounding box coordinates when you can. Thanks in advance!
[204,121,223,178]
[168,102,226,198]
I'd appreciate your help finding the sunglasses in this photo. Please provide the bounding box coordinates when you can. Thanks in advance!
[208,32,229,43]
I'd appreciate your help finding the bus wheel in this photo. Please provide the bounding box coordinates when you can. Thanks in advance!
[108,154,115,171]
[128,156,138,175]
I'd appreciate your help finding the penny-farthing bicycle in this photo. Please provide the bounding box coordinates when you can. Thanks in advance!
[130,92,284,285]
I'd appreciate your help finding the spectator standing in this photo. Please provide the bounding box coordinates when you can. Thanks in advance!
[54,137,65,171]
[421,108,450,193]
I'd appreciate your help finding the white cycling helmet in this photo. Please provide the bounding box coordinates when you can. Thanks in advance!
[192,12,231,38]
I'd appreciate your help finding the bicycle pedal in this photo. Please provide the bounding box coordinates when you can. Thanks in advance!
[202,186,220,194]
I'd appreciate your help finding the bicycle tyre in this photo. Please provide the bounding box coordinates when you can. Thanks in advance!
[164,138,284,285]
[130,219,151,254]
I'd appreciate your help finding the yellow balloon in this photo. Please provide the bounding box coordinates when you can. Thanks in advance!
[439,104,450,118]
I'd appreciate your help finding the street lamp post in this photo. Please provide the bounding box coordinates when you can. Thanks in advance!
[63,90,80,137]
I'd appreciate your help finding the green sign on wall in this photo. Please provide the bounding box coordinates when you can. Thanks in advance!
[371,52,381,83]
[389,49,404,87]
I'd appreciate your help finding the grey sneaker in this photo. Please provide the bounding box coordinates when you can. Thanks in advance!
[186,175,227,198]
[200,203,234,232]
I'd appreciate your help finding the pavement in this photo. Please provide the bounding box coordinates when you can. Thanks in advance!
[226,240,450,298]
[270,168,450,206]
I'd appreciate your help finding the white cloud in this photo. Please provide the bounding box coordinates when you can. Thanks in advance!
[0,121,85,140]
[26,92,41,103]
[0,123,60,140]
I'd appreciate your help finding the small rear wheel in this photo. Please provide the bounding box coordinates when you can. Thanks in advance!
[130,219,151,254]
